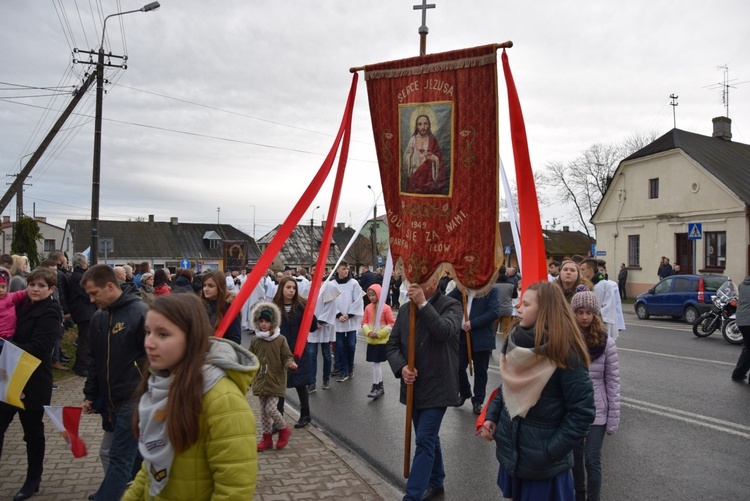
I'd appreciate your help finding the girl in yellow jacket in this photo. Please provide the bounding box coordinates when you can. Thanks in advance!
[123,293,259,501]
[361,284,395,399]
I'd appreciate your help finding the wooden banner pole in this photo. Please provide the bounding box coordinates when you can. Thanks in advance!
[462,293,474,376]
[349,40,513,73]
[403,303,417,478]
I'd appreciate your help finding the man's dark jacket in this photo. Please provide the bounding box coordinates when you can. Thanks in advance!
[67,266,96,324]
[83,292,147,409]
[387,291,463,409]
[448,286,500,352]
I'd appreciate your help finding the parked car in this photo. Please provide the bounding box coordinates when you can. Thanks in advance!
[634,274,729,323]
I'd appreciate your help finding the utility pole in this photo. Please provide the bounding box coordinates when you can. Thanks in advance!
[670,93,678,129]
[73,1,160,265]
[5,173,32,221]
[0,73,96,215]
[74,48,127,265]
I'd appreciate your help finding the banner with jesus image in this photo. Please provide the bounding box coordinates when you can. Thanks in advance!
[365,44,500,294]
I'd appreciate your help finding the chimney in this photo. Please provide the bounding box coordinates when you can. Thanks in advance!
[34,216,47,223]
[337,222,346,231]
[170,217,178,226]
[148,214,154,224]
[563,226,570,232]
[712,116,732,141]
[2,216,10,223]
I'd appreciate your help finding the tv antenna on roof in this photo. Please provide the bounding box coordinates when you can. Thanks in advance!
[703,65,749,118]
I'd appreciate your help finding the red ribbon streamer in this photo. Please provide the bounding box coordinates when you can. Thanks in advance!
[475,388,498,431]
[294,86,356,357]
[214,73,359,343]
[501,50,547,292]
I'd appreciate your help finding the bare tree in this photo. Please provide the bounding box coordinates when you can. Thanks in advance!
[541,131,659,237]
[499,170,547,221]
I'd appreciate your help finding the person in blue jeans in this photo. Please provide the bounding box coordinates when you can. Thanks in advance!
[80,265,147,501]
[306,282,339,391]
[330,262,364,382]
[387,279,462,500]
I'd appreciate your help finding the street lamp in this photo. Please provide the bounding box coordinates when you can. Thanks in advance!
[90,1,160,265]
[367,185,378,270]
[310,205,320,269]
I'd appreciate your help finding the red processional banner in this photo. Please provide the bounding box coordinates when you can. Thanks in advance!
[365,45,501,295]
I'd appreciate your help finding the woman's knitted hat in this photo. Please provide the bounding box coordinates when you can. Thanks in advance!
[571,290,600,315]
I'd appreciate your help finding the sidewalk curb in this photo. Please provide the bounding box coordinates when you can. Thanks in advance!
[284,406,404,500]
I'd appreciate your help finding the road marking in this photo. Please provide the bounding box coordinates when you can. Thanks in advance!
[622,397,750,439]
[624,321,691,332]
[617,347,735,366]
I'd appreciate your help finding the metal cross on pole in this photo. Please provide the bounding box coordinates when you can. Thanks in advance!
[413,0,435,56]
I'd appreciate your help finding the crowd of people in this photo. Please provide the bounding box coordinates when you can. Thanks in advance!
[1,250,747,501]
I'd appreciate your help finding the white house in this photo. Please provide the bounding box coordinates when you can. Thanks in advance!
[1,216,65,257]
[592,117,750,297]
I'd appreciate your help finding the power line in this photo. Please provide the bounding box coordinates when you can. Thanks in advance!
[113,83,372,144]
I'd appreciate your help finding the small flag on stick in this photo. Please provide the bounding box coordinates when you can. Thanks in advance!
[0,341,41,409]
[44,406,87,458]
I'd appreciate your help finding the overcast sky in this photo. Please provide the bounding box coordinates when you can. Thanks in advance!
[1,1,748,241]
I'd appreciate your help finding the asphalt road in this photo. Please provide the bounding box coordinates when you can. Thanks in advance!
[273,311,750,500]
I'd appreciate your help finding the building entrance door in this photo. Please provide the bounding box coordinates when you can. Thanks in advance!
[675,233,694,275]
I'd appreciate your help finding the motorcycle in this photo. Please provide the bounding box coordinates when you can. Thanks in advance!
[721,314,745,345]
[692,280,738,338]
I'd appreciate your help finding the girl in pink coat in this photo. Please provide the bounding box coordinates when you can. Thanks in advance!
[361,284,394,399]
[0,267,27,346]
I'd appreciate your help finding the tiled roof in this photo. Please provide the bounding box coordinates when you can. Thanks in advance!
[65,219,261,261]
[623,128,750,204]
[498,221,594,257]
[257,224,341,267]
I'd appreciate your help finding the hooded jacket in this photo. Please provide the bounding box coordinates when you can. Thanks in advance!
[249,302,294,397]
[361,284,395,346]
[84,291,148,409]
[123,338,259,501]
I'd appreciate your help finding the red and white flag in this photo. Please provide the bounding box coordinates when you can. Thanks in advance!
[44,406,87,458]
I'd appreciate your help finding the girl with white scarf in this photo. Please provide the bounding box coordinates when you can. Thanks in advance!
[123,294,259,501]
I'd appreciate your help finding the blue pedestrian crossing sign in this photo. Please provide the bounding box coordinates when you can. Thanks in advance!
[688,223,702,240]
[504,246,512,255]
[180,258,191,269]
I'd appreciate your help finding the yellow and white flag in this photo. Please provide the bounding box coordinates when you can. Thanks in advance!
[0,341,41,409]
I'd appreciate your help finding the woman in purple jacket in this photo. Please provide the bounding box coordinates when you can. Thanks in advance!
[570,289,621,501]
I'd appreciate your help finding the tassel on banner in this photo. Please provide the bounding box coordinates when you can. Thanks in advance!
[501,50,547,292]
[214,73,359,340]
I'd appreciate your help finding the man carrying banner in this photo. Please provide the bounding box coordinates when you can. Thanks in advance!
[0,267,62,501]
[80,265,147,501]
[387,279,462,500]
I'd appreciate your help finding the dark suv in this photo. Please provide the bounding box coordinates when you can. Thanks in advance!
[634,274,729,323]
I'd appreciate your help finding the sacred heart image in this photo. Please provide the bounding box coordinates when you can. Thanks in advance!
[399,102,453,196]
